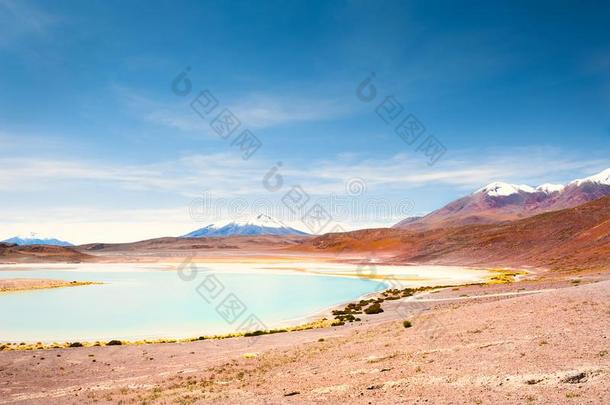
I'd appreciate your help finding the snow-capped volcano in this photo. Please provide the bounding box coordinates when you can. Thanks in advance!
[395,168,610,230]
[2,232,74,247]
[183,214,310,237]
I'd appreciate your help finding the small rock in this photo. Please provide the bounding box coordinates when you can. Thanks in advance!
[561,372,588,384]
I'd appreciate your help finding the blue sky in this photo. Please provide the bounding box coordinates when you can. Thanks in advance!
[1,0,609,243]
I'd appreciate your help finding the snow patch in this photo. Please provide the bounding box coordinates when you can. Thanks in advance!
[535,183,565,194]
[476,182,535,197]
[569,168,610,187]
[472,168,610,198]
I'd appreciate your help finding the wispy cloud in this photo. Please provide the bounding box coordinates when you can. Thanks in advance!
[0,130,65,150]
[118,85,354,133]
[116,85,214,134]
[230,93,352,129]
[0,0,57,47]
[1,144,606,197]
[282,146,609,195]
[0,152,270,196]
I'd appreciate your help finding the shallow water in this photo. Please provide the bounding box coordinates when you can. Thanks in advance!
[0,262,488,342]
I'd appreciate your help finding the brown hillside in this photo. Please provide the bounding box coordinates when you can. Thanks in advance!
[296,196,610,269]
[76,235,309,258]
[0,243,93,263]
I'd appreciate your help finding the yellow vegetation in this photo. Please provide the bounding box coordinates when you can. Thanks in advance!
[485,268,528,284]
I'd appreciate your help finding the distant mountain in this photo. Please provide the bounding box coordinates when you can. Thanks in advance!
[183,214,309,237]
[2,233,74,247]
[394,168,610,230]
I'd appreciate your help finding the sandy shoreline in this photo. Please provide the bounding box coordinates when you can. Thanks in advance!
[0,278,100,293]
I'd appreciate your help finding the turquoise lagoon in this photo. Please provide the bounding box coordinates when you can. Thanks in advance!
[0,263,489,342]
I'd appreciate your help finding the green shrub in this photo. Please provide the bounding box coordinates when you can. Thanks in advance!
[403,320,412,328]
[364,303,384,314]
[68,342,83,348]
[244,330,265,337]
[106,340,122,346]
[335,314,356,322]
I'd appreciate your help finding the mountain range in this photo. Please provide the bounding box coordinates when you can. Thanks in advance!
[1,233,74,247]
[394,168,610,230]
[298,195,610,269]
